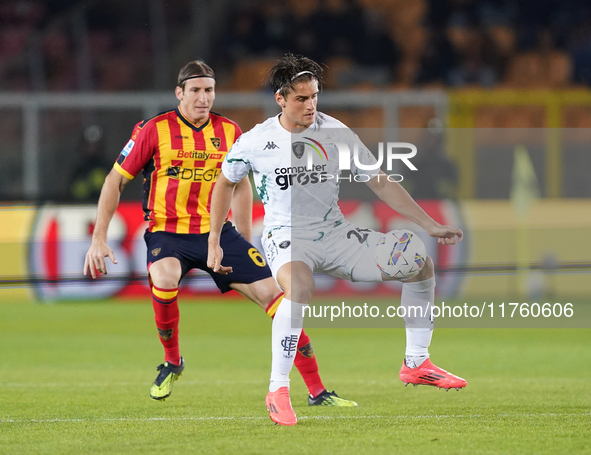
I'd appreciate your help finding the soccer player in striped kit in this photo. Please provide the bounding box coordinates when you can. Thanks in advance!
[83,60,356,407]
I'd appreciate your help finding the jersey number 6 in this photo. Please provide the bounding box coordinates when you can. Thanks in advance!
[248,248,267,267]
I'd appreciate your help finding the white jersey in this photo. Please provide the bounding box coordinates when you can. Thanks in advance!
[222,112,378,231]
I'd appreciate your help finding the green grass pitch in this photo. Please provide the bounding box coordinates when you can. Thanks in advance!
[1,298,589,454]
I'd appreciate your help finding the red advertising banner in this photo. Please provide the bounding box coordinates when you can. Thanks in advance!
[27,201,465,301]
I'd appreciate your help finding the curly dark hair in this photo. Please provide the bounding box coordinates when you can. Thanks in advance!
[265,53,324,97]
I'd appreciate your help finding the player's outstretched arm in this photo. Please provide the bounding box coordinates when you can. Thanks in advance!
[83,169,131,278]
[207,171,238,274]
[231,176,254,243]
[365,171,463,245]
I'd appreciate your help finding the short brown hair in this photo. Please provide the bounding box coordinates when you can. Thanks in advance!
[177,60,215,90]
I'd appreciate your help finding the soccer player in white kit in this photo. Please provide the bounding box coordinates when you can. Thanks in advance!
[208,54,466,426]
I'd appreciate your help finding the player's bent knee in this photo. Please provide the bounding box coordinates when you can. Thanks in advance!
[390,255,434,283]
[402,256,435,283]
[410,255,434,282]
[280,282,314,304]
[232,278,281,309]
[149,257,183,289]
[277,262,315,304]
[257,279,282,306]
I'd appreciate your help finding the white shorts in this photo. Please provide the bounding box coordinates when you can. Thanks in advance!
[261,221,385,282]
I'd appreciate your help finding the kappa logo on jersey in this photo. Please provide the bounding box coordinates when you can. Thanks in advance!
[121,139,135,156]
[210,137,221,150]
[263,141,279,150]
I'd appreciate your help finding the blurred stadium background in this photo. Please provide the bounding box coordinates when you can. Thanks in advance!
[1,3,590,453]
[1,0,591,303]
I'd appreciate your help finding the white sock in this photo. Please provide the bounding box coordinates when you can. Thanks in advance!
[402,277,435,359]
[269,298,305,392]
[405,351,430,368]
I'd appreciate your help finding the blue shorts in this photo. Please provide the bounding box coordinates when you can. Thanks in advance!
[144,222,272,293]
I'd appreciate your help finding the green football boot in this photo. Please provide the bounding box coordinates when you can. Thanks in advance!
[308,390,358,407]
[150,358,185,401]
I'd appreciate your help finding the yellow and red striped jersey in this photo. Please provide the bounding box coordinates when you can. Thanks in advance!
[114,108,241,234]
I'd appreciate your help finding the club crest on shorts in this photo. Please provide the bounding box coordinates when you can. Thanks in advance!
[292,142,305,159]
[151,248,161,257]
[210,137,221,150]
[279,241,291,249]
